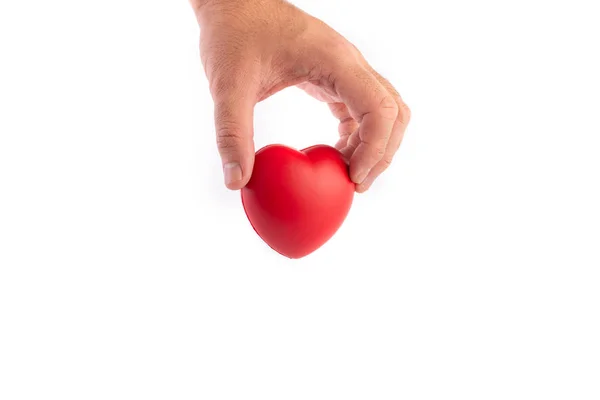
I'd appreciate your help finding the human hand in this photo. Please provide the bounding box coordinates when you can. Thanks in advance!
[191,0,410,192]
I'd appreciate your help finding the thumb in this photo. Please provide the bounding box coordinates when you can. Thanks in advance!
[213,87,256,191]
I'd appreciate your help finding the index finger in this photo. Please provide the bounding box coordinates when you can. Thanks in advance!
[333,65,398,184]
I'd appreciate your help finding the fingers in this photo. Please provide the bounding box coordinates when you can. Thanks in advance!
[211,64,259,190]
[328,102,359,150]
[355,115,403,193]
[356,69,411,192]
[333,65,398,185]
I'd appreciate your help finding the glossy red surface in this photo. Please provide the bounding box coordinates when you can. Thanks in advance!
[241,144,355,259]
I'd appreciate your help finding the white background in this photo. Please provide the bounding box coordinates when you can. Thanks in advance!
[1,0,599,399]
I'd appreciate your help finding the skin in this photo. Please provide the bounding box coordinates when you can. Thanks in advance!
[190,0,411,193]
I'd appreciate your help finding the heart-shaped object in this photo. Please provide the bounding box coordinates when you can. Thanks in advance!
[241,144,355,259]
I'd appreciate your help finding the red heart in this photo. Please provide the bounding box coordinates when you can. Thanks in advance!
[241,144,355,259]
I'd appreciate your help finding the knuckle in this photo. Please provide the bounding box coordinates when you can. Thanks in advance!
[339,118,358,136]
[360,135,387,158]
[398,102,412,124]
[364,141,386,158]
[329,102,347,117]
[379,95,399,121]
[382,157,393,168]
[345,139,359,152]
[216,126,244,151]
[375,146,386,158]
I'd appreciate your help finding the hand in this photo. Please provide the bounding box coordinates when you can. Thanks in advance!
[191,0,410,192]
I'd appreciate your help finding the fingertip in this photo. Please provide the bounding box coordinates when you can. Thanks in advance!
[225,181,247,191]
[355,185,369,194]
[353,168,370,185]
[348,140,386,184]
[224,176,251,191]
[223,161,253,191]
[355,176,375,193]
[348,154,373,185]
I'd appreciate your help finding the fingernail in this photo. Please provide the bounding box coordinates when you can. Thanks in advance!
[223,162,242,186]
[355,168,371,184]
